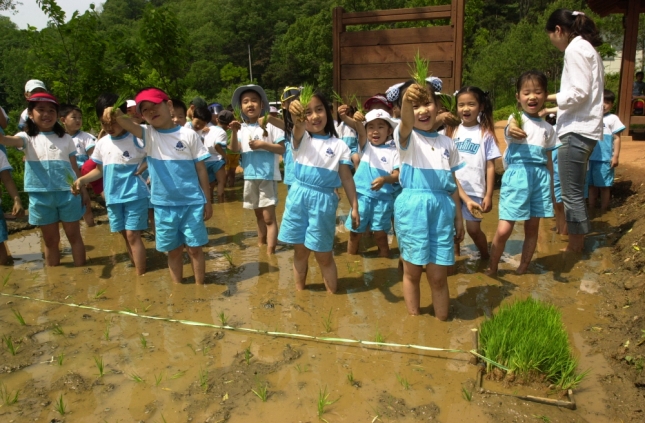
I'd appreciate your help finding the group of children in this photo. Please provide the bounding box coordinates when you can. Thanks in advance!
[0,21,624,320]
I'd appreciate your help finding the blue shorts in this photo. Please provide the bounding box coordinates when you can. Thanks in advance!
[107,198,149,232]
[462,195,483,222]
[206,160,225,183]
[394,189,456,266]
[499,164,553,221]
[278,182,338,252]
[345,193,393,233]
[154,204,208,252]
[28,191,84,226]
[587,160,614,188]
[0,214,7,243]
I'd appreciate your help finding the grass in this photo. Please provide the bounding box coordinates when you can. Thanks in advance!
[110,94,129,117]
[233,105,243,122]
[374,329,384,343]
[317,385,339,422]
[52,324,64,336]
[94,288,107,299]
[462,387,472,401]
[198,368,208,392]
[140,334,147,349]
[54,393,67,415]
[321,308,333,333]
[511,107,524,129]
[395,373,411,390]
[252,380,268,402]
[440,94,457,115]
[331,91,344,105]
[64,172,75,188]
[56,352,64,366]
[294,364,309,373]
[479,297,588,390]
[409,50,430,88]
[94,356,105,377]
[218,311,229,326]
[170,370,186,379]
[0,384,19,406]
[222,250,234,267]
[244,343,252,365]
[349,93,365,115]
[2,271,12,287]
[12,309,25,326]
[298,84,315,110]
[130,373,144,383]
[346,371,354,385]
[103,323,110,341]
[3,334,18,356]
[155,372,164,386]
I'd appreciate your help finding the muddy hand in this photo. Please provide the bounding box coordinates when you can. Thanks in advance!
[351,207,360,230]
[229,120,242,132]
[353,111,365,122]
[371,176,385,191]
[508,120,527,140]
[468,201,483,219]
[404,84,427,104]
[289,100,306,123]
[454,219,465,244]
[203,202,213,221]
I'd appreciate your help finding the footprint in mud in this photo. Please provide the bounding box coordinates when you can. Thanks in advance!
[375,392,440,420]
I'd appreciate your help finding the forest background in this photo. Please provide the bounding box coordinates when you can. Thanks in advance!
[0,0,642,205]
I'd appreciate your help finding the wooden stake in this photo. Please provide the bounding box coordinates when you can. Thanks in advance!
[469,328,479,365]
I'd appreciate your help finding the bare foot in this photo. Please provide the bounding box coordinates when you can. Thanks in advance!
[515,264,529,275]
[480,252,490,260]
[484,267,497,277]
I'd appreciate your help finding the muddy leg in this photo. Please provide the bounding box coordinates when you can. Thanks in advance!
[402,259,423,315]
[466,220,489,259]
[426,263,450,321]
[600,187,611,213]
[293,244,310,290]
[373,231,390,257]
[62,221,86,266]
[486,220,515,276]
[262,206,278,255]
[186,246,205,285]
[254,208,268,247]
[40,223,61,266]
[313,251,337,294]
[167,246,184,283]
[516,217,540,275]
[347,231,362,255]
[125,230,146,275]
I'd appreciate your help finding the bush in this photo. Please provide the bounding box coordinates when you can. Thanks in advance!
[493,105,516,123]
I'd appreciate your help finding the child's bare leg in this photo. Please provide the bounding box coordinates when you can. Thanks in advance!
[347,231,362,255]
[125,230,146,275]
[82,204,96,227]
[167,246,184,283]
[588,185,598,213]
[293,244,310,290]
[186,246,205,285]
[486,220,515,276]
[466,220,490,259]
[426,263,450,320]
[600,187,611,213]
[62,221,86,266]
[374,231,390,257]
[0,243,9,265]
[40,223,61,266]
[262,206,278,254]
[227,168,236,187]
[209,181,217,204]
[517,217,540,275]
[402,259,423,315]
[120,230,134,263]
[148,209,155,235]
[313,251,338,293]
[254,208,268,246]
[554,202,567,235]
[216,168,226,203]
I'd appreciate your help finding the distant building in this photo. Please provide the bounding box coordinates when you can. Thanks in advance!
[603,49,644,74]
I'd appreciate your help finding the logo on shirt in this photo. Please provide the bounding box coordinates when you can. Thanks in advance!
[175,141,186,151]
[455,138,480,155]
[325,147,335,157]
[380,156,388,163]
[442,148,450,160]
[49,144,57,151]
[122,150,130,158]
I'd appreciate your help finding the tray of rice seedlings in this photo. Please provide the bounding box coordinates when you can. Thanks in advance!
[296,84,314,122]
[408,50,431,105]
[478,297,588,392]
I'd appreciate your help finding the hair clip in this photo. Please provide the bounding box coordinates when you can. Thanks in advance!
[385,82,404,103]
[426,76,443,93]
[572,11,585,16]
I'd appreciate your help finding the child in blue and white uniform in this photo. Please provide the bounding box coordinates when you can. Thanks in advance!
[487,70,559,276]
[341,107,399,257]
[203,120,228,203]
[73,93,149,275]
[394,81,472,320]
[450,86,501,260]
[587,89,625,214]
[334,111,359,169]
[279,91,359,294]
[230,84,285,255]
[0,149,24,265]
[0,92,87,267]
[115,87,213,285]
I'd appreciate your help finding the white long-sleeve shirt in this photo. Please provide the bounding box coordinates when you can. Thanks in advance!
[555,36,604,141]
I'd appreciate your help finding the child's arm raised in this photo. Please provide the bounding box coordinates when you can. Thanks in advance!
[0,170,24,218]
[288,100,307,150]
[371,169,399,191]
[339,164,360,229]
[338,105,367,150]
[111,108,143,139]
[195,160,213,221]
[399,84,426,148]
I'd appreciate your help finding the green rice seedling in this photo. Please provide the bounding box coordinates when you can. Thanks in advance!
[198,368,208,392]
[64,172,75,188]
[103,323,110,341]
[252,380,268,402]
[160,413,168,423]
[3,335,18,356]
[218,311,229,326]
[294,364,308,373]
[130,373,144,383]
[94,356,105,377]
[187,343,197,355]
[155,371,164,386]
[2,271,12,287]
[94,288,107,299]
[321,308,333,333]
[222,250,234,267]
[317,385,338,422]
[511,106,524,129]
[533,416,550,423]
[461,387,472,402]
[52,324,64,336]
[439,93,457,115]
[202,345,211,356]
[170,370,186,379]
[140,334,147,349]
[233,105,243,122]
[395,373,410,390]
[56,352,64,366]
[479,297,588,390]
[331,91,345,105]
[244,344,252,365]
[298,84,315,110]
[1,384,19,406]
[346,371,354,385]
[409,50,430,89]
[348,93,366,115]
[54,393,67,415]
[374,329,384,343]
[12,309,26,326]
[110,93,129,118]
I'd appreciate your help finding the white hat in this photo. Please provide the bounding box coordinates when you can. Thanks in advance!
[364,109,397,128]
[269,106,278,113]
[126,100,137,108]
[25,79,46,93]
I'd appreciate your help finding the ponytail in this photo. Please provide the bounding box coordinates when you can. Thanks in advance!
[545,9,603,47]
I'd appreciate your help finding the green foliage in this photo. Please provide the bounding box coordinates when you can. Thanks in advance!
[317,385,338,421]
[479,297,587,390]
[0,384,19,406]
[493,105,517,123]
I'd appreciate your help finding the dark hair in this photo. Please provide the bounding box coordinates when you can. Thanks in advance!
[516,70,548,93]
[96,93,127,119]
[636,71,644,78]
[25,100,66,137]
[454,86,497,144]
[299,92,338,138]
[171,98,187,115]
[283,103,295,140]
[545,9,602,47]
[192,106,212,123]
[604,89,616,104]
[59,103,82,118]
[394,79,439,109]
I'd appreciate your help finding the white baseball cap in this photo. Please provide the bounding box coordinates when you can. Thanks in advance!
[364,109,397,128]
[25,79,47,93]
[126,100,137,108]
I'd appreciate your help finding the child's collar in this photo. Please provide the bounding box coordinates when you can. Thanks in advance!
[523,111,542,122]
[413,128,438,137]
[41,131,55,135]
[110,131,130,140]
[311,133,331,140]
[157,125,181,134]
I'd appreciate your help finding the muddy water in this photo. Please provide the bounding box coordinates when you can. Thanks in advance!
[0,184,618,422]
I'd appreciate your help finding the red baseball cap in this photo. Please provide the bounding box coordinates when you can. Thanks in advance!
[135,88,169,114]
[28,92,58,105]
[363,94,392,111]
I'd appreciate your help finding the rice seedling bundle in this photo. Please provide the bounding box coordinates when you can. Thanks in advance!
[479,297,586,390]
[408,51,431,105]
[511,107,524,129]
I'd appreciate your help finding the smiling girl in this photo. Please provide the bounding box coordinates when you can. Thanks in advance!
[278,91,359,293]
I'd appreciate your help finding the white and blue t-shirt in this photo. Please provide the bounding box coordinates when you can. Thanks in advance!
[0,150,11,208]
[292,132,352,189]
[590,113,625,162]
[138,125,210,206]
[503,113,559,168]
[91,132,149,205]
[334,121,358,154]
[354,142,400,200]
[453,124,501,198]
[203,126,228,163]
[18,109,28,130]
[16,131,77,192]
[237,122,285,181]
[395,128,463,193]
[72,130,96,167]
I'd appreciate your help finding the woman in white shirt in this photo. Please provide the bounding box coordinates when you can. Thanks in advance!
[545,9,604,252]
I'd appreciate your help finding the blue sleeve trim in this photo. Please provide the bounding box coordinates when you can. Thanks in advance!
[0,165,13,172]
[18,134,29,149]
[451,162,466,172]
[138,127,147,149]
[275,136,285,144]
[86,143,96,150]
[393,164,400,170]
[340,159,353,167]
[613,126,626,134]
[194,153,211,163]
[69,151,77,157]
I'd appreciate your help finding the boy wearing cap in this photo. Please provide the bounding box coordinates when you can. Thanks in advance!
[113,87,213,284]
[230,84,285,255]
[203,109,231,203]
[18,79,48,130]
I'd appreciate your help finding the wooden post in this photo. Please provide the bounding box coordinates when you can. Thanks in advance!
[469,328,479,365]
[332,7,344,100]
[617,0,641,133]
[451,0,466,91]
